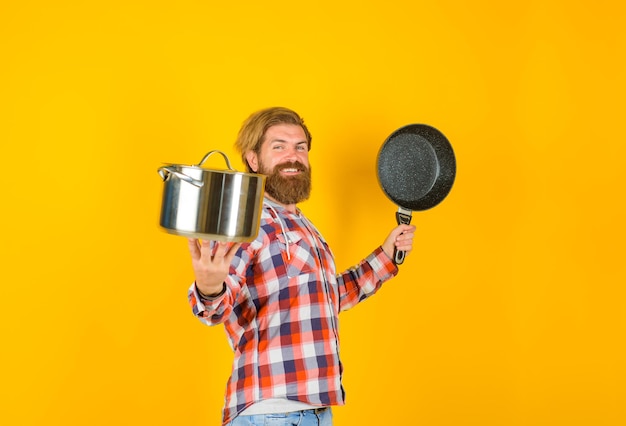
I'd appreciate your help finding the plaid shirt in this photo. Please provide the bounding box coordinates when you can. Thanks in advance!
[188,198,398,425]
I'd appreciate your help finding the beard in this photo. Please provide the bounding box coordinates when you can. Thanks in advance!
[259,160,312,205]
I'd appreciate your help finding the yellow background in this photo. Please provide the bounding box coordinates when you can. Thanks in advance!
[1,0,625,425]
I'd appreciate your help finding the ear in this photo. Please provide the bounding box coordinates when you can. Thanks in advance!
[245,150,259,172]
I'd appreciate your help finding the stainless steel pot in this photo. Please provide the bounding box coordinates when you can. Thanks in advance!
[158,150,265,242]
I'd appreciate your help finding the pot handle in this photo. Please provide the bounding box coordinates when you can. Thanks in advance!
[198,150,235,170]
[157,166,204,188]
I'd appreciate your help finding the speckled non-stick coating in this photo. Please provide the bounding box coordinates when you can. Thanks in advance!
[377,124,456,211]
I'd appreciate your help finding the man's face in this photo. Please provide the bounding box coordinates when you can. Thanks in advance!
[246,124,312,206]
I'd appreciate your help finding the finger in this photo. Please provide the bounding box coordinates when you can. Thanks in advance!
[188,238,201,259]
[212,241,229,258]
[225,243,242,263]
[396,233,414,250]
[199,239,214,258]
[398,231,415,243]
[396,240,413,251]
[398,224,416,234]
[397,230,415,241]
[392,224,408,235]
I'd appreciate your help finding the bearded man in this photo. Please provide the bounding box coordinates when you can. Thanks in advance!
[187,107,416,426]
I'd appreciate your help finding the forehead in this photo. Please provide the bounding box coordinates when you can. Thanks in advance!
[263,124,307,143]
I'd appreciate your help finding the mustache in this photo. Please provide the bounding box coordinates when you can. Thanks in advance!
[276,161,308,172]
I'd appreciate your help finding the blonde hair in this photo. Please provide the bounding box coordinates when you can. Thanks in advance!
[235,107,312,172]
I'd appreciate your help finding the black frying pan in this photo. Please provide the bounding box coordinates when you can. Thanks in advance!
[377,124,456,264]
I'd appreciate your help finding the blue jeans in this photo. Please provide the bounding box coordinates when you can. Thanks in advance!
[226,407,333,426]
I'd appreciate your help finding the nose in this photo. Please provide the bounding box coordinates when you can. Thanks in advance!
[284,145,299,161]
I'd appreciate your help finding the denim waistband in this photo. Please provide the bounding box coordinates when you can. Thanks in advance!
[301,407,329,414]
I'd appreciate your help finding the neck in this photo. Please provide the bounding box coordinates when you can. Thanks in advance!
[264,194,297,214]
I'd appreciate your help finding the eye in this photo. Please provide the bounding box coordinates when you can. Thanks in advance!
[296,144,308,152]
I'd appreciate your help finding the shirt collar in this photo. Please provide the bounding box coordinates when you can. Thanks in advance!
[263,195,301,217]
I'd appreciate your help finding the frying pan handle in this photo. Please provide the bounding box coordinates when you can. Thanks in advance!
[394,209,413,265]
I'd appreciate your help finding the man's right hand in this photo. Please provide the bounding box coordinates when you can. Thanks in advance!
[188,239,241,296]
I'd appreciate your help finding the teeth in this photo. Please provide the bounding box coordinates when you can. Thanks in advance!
[282,168,298,172]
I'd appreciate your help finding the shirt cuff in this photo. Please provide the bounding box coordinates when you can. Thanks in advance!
[371,246,399,279]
